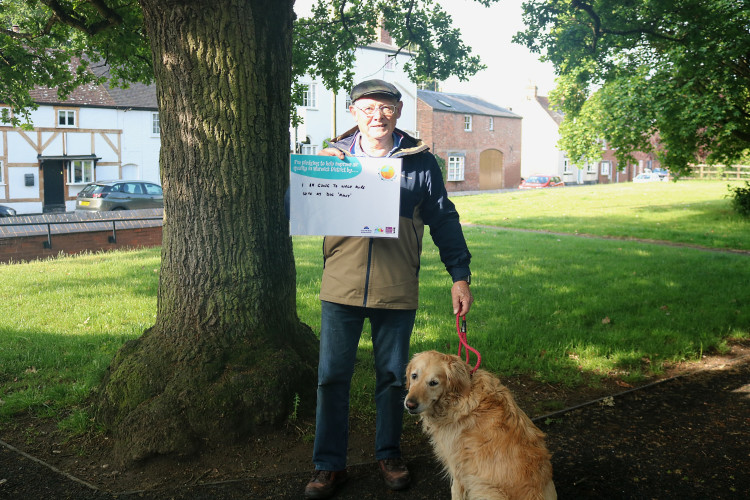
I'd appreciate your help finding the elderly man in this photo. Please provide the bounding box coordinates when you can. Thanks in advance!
[304,79,473,499]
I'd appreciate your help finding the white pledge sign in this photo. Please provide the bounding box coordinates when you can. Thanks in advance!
[289,154,402,238]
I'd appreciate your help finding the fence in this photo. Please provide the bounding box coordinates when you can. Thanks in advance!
[0,209,163,264]
[685,164,750,181]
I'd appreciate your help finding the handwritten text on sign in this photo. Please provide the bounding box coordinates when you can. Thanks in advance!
[289,154,401,237]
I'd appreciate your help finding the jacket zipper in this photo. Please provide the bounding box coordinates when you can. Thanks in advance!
[362,238,374,307]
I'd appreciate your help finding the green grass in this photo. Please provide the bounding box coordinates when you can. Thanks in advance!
[454,180,750,251]
[0,249,159,423]
[1,181,748,427]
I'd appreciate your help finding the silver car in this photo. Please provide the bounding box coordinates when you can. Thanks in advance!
[75,180,163,211]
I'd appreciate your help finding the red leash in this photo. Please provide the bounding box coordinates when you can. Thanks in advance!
[456,314,481,374]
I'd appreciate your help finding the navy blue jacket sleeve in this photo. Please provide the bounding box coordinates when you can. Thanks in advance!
[415,152,472,280]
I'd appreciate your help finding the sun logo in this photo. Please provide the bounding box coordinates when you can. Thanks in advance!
[379,165,396,180]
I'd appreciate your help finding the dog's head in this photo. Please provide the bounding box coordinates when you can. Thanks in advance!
[404,350,472,416]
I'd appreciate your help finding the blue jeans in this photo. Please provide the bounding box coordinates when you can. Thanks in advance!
[313,300,416,471]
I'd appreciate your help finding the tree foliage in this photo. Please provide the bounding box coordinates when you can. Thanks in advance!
[515,0,750,175]
[0,0,151,127]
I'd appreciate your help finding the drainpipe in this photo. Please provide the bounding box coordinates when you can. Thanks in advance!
[331,90,337,141]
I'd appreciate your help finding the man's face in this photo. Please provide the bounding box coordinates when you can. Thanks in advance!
[349,96,403,143]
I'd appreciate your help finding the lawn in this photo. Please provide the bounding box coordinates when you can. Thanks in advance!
[1,181,748,426]
[455,180,750,251]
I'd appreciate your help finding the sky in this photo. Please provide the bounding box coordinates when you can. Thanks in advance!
[293,0,557,108]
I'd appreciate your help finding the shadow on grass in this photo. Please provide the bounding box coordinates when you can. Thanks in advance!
[414,227,750,385]
[0,327,137,420]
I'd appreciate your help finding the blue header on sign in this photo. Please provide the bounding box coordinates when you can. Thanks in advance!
[291,155,363,180]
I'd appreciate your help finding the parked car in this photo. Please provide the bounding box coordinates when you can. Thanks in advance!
[75,180,163,211]
[652,168,670,181]
[519,175,565,189]
[0,205,17,217]
[633,173,665,183]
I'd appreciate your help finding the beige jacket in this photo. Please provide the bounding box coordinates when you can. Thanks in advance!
[319,127,471,310]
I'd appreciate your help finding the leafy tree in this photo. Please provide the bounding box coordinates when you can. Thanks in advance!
[1,0,493,463]
[0,0,151,127]
[515,0,750,175]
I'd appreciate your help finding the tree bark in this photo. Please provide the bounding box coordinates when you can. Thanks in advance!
[95,0,318,464]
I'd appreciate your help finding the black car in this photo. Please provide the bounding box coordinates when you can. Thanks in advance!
[0,205,17,217]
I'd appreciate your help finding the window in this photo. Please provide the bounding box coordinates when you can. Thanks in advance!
[488,117,494,131]
[301,144,318,155]
[344,97,352,110]
[121,182,143,194]
[600,161,611,176]
[68,160,94,184]
[563,158,571,174]
[0,160,3,184]
[587,161,596,174]
[152,112,160,134]
[464,115,472,132]
[302,83,317,108]
[143,183,163,195]
[57,109,76,127]
[447,156,465,181]
[384,54,395,71]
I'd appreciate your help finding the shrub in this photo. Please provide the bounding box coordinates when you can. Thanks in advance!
[435,154,447,181]
[727,181,750,216]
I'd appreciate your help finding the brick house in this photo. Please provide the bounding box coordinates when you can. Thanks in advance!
[417,90,522,192]
[598,140,662,184]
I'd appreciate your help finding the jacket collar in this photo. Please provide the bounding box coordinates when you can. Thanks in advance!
[331,126,429,158]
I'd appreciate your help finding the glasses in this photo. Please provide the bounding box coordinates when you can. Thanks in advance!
[354,104,397,117]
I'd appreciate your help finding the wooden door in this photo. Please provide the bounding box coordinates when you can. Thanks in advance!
[479,149,504,190]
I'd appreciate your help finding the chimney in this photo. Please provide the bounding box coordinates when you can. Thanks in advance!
[377,15,392,45]
[525,84,538,101]
[379,26,392,45]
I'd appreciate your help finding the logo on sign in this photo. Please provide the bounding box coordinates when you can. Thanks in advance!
[379,165,396,181]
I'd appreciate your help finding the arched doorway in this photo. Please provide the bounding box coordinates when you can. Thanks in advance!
[479,149,504,190]
[122,163,140,180]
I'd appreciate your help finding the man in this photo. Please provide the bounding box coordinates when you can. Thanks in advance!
[304,79,473,499]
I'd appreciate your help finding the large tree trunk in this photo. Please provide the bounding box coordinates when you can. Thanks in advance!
[95,0,318,464]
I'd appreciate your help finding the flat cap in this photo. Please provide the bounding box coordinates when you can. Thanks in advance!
[350,79,402,102]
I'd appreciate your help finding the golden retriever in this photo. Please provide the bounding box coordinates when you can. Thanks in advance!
[405,350,557,500]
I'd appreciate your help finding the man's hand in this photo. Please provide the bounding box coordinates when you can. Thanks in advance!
[451,280,473,316]
[318,147,345,159]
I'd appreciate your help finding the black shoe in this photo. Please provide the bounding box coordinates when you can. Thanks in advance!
[378,458,411,490]
[304,469,348,499]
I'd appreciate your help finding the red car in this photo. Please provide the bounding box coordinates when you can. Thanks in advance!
[519,175,565,189]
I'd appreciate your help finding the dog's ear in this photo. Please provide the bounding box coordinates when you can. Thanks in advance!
[445,356,472,397]
[405,359,414,390]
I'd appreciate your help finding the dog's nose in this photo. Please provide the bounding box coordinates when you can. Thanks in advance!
[404,398,418,410]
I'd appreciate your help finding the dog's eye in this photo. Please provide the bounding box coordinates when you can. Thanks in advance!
[428,380,439,387]
[411,372,417,380]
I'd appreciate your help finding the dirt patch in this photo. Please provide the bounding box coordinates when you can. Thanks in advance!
[1,340,749,499]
